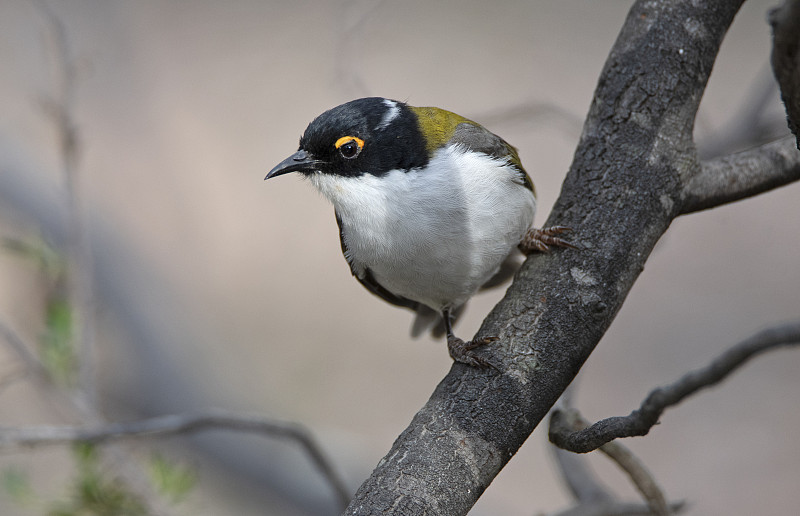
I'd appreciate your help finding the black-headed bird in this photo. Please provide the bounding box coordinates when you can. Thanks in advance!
[267,97,572,367]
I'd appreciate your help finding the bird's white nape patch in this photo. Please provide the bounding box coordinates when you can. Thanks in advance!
[375,99,400,131]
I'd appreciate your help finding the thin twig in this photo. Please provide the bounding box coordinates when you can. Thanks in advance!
[36,0,99,407]
[551,410,672,516]
[0,318,50,380]
[0,409,351,510]
[550,321,800,454]
[550,386,615,506]
[598,440,670,516]
[550,386,679,516]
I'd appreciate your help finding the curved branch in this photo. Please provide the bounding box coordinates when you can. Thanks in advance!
[0,410,350,510]
[346,1,745,514]
[550,391,680,516]
[549,322,800,453]
[680,136,800,214]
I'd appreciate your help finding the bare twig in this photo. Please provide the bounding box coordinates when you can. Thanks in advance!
[0,317,180,512]
[681,136,800,214]
[550,387,680,516]
[549,322,800,454]
[36,0,99,407]
[0,318,51,381]
[0,409,351,510]
[550,386,616,506]
[598,440,670,516]
[551,410,672,516]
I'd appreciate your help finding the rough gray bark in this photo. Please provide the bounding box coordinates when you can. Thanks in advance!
[345,1,799,514]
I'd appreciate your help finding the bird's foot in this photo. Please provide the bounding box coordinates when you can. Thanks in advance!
[519,226,577,255]
[447,334,500,369]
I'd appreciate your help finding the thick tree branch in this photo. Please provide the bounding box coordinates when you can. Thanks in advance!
[680,135,800,214]
[549,321,800,453]
[0,409,350,510]
[346,1,748,514]
[770,0,800,146]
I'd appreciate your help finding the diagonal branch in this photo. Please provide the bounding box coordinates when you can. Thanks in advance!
[345,1,747,514]
[680,135,800,214]
[549,321,800,454]
[0,409,351,510]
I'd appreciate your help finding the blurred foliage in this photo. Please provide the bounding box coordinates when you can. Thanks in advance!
[1,445,197,516]
[2,237,197,514]
[47,443,147,516]
[2,467,35,506]
[2,236,78,385]
[39,298,77,387]
[2,236,66,280]
[148,453,196,505]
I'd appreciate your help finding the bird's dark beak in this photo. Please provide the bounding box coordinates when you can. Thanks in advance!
[265,149,319,179]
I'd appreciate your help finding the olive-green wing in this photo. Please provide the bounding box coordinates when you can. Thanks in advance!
[408,105,535,195]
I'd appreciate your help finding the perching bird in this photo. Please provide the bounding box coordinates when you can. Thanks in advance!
[266,97,572,367]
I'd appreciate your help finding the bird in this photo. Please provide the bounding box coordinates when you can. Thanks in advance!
[266,97,573,367]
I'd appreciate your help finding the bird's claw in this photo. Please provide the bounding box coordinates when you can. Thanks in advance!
[519,225,578,254]
[447,335,500,370]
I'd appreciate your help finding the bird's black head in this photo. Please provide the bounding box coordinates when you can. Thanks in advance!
[266,97,429,180]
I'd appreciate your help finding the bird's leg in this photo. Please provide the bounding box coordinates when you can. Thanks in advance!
[518,225,577,255]
[443,308,499,369]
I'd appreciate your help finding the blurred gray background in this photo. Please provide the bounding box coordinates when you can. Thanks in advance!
[1,1,798,515]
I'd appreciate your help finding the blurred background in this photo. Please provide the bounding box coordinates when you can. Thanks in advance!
[1,1,798,515]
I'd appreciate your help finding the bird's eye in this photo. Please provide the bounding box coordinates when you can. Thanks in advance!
[334,136,364,159]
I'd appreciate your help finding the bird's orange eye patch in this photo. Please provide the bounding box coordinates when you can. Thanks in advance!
[334,136,364,159]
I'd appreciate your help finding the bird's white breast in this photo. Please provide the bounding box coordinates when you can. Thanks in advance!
[309,145,536,311]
